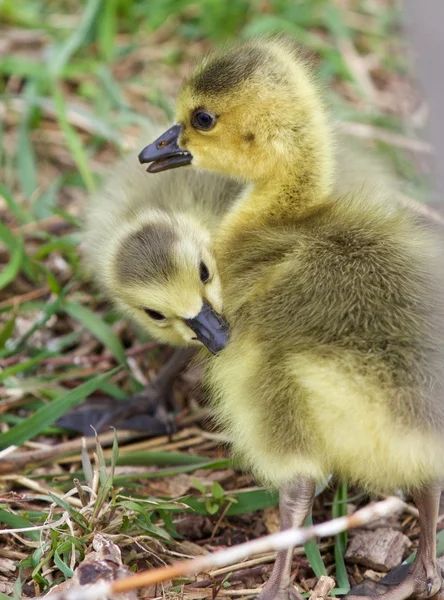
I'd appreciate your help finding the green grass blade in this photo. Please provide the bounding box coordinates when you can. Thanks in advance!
[0,234,25,290]
[98,379,128,399]
[9,289,68,352]
[0,182,29,225]
[0,317,15,349]
[53,549,74,579]
[115,451,213,467]
[0,509,40,541]
[0,220,35,282]
[0,220,18,249]
[17,87,38,200]
[110,428,119,481]
[114,458,232,484]
[63,301,128,367]
[32,178,61,220]
[332,481,350,592]
[51,82,96,193]
[225,488,278,515]
[304,512,328,578]
[48,493,90,531]
[48,0,103,78]
[97,0,118,61]
[94,429,109,486]
[0,367,119,450]
[0,351,54,383]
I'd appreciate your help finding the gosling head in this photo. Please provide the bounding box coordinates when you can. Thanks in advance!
[108,212,228,354]
[139,37,333,193]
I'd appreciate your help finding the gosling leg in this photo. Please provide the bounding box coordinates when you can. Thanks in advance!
[97,347,196,433]
[347,483,442,600]
[256,478,316,600]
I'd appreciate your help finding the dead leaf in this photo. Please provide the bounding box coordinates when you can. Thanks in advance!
[192,469,235,486]
[45,534,138,600]
[146,474,196,497]
[0,557,16,574]
[0,576,14,595]
[345,528,411,571]
[309,575,336,600]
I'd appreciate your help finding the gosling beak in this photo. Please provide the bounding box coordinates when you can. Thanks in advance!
[138,124,192,173]
[185,301,229,355]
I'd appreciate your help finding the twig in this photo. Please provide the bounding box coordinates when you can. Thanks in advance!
[0,513,68,535]
[336,37,377,102]
[0,341,159,369]
[337,121,433,154]
[10,214,72,236]
[0,429,144,475]
[0,475,83,508]
[0,97,125,147]
[73,478,89,507]
[0,285,51,310]
[396,193,444,226]
[60,427,201,465]
[44,497,403,600]
[210,501,232,541]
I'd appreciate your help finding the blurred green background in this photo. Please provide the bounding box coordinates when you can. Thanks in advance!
[0,1,436,596]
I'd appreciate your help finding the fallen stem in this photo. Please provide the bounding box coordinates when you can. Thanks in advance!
[45,496,403,600]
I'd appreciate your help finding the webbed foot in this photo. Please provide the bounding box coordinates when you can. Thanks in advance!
[347,484,442,600]
[57,347,196,436]
[56,382,177,436]
[346,557,442,600]
[96,383,178,434]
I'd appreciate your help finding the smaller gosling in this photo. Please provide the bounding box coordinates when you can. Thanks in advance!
[83,127,241,428]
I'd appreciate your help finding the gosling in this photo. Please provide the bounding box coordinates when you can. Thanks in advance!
[139,38,444,600]
[84,126,241,429]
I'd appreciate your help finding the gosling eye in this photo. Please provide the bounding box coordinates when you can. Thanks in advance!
[144,308,166,321]
[199,261,210,283]
[191,109,217,131]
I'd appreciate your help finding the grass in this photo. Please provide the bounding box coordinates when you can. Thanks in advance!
[0,0,436,597]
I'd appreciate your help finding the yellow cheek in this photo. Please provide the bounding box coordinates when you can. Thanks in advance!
[172,320,197,344]
[191,154,201,167]
[130,314,185,347]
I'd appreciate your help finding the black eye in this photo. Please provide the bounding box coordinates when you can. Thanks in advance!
[199,261,210,283]
[144,308,166,321]
[192,110,216,131]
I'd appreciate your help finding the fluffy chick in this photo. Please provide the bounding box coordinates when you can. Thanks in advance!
[140,37,444,600]
[83,126,241,431]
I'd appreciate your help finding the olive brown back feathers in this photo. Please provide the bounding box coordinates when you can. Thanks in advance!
[84,125,241,352]
[141,39,444,493]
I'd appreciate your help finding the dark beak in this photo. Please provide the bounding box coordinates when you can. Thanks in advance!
[185,301,229,355]
[138,124,193,173]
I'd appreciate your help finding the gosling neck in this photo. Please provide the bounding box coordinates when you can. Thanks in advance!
[256,118,334,218]
[220,119,335,244]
